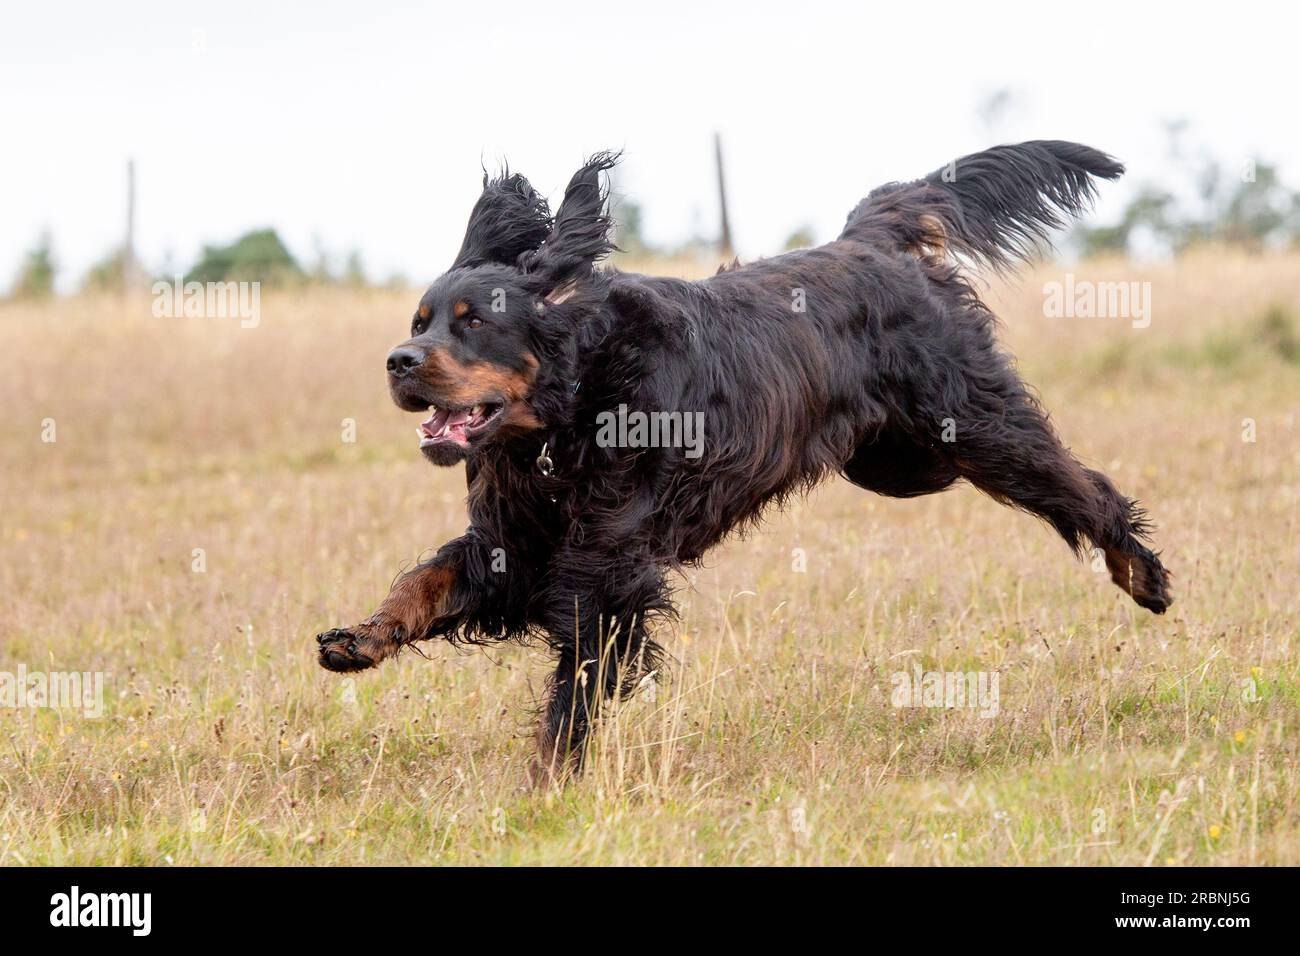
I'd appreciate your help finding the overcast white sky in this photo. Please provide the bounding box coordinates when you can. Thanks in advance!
[2,0,1294,291]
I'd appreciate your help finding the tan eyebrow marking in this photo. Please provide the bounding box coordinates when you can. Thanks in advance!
[418,304,431,320]
[452,300,471,318]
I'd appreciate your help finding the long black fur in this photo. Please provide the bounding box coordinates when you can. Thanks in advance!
[450,169,553,270]
[316,141,1172,779]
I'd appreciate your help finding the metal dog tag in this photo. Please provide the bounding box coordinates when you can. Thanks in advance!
[536,442,554,478]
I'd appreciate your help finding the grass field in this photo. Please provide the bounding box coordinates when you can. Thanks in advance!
[2,249,1298,865]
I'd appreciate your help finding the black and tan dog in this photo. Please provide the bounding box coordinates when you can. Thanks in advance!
[316,142,1171,779]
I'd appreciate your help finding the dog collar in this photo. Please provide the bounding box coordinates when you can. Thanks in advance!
[535,441,555,477]
[534,380,580,477]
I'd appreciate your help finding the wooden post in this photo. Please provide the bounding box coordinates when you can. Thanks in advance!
[714,132,733,259]
[123,158,137,293]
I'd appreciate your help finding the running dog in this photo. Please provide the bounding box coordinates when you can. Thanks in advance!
[316,141,1172,779]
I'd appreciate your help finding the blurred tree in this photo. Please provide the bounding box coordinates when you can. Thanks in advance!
[783,226,816,250]
[82,246,127,293]
[185,228,303,285]
[612,196,649,255]
[607,163,662,259]
[10,232,57,299]
[1076,187,1178,256]
[309,235,333,284]
[1216,162,1300,250]
[343,250,366,287]
[1073,118,1300,258]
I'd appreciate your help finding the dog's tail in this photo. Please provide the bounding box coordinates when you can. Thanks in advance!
[840,140,1123,271]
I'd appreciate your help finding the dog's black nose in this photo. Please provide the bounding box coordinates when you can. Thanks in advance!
[386,346,424,376]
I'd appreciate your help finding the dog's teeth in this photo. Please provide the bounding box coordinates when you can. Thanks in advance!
[472,404,484,417]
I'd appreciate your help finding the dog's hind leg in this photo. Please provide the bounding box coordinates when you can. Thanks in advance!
[945,394,1172,613]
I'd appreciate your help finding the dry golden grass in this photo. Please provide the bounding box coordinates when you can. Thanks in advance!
[1,248,1297,865]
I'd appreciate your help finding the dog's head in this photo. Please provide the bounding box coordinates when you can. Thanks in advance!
[387,154,617,466]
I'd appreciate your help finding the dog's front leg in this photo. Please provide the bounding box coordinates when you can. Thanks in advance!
[316,547,464,673]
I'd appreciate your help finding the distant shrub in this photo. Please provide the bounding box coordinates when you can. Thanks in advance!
[342,250,367,288]
[82,247,127,293]
[783,226,816,251]
[1198,332,1245,370]
[1254,304,1300,364]
[1074,122,1300,258]
[185,229,303,285]
[1158,303,1300,372]
[9,233,57,300]
[612,196,649,255]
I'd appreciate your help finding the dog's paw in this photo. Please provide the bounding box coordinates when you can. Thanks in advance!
[525,753,574,793]
[316,617,407,672]
[1105,547,1173,615]
[316,628,376,672]
[1132,558,1173,615]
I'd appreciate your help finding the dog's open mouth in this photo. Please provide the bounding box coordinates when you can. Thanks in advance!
[418,402,504,448]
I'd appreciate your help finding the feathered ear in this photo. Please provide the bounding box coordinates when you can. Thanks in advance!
[450,169,552,270]
[522,151,620,295]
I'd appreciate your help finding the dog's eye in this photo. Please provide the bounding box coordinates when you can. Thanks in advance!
[466,316,484,330]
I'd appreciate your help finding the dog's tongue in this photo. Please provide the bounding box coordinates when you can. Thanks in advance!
[419,408,473,445]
